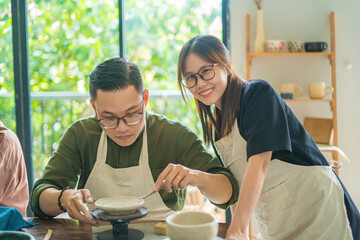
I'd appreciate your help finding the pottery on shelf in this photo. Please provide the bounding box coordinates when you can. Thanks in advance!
[254,9,266,53]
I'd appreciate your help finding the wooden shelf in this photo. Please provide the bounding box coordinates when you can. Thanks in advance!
[247,52,334,65]
[248,52,332,57]
[284,99,333,103]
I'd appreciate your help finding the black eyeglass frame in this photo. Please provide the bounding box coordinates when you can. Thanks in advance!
[96,103,144,129]
[181,63,219,89]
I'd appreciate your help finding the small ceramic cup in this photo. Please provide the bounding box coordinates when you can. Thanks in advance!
[304,42,328,52]
[266,40,286,52]
[287,40,304,52]
[166,212,218,240]
[280,83,303,99]
[308,82,333,99]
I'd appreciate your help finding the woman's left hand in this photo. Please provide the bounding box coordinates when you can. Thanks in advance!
[225,223,249,240]
[153,163,202,192]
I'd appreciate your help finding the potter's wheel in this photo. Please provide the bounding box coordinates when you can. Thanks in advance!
[92,207,148,240]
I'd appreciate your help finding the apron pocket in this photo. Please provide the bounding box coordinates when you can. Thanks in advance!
[254,181,304,239]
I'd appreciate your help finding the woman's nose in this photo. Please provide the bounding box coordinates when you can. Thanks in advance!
[196,75,207,88]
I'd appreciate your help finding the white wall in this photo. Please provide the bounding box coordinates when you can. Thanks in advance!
[230,0,360,209]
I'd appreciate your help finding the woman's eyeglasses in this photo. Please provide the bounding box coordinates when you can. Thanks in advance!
[181,64,218,89]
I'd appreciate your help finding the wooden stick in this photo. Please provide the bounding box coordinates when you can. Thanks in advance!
[44,229,53,240]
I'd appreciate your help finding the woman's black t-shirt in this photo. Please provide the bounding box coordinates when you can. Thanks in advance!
[237,79,329,166]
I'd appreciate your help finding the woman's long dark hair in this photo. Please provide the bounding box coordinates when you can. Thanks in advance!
[177,35,244,144]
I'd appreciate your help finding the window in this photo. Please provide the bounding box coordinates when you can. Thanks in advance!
[2,0,227,221]
[27,0,119,175]
[126,0,222,133]
[2,0,225,184]
[0,2,15,129]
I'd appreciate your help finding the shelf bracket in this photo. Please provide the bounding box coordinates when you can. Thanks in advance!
[329,100,335,112]
[248,56,252,65]
[328,54,333,66]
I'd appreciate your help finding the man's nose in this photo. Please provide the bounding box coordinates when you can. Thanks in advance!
[115,118,130,132]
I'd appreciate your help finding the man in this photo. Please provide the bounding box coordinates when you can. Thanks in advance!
[30,57,238,226]
[0,121,29,216]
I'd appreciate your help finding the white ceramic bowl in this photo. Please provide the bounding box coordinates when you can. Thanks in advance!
[266,39,286,52]
[166,212,218,240]
[95,196,144,215]
[0,231,35,240]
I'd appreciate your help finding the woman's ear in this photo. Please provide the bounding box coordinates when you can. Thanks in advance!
[143,89,149,107]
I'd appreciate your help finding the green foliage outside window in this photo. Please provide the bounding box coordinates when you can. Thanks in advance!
[0,0,222,178]
[0,1,15,129]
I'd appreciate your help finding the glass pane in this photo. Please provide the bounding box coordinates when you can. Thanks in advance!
[125,0,224,222]
[27,0,118,177]
[125,0,222,134]
[0,1,15,130]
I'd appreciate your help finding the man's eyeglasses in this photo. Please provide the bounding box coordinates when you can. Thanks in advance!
[97,105,144,129]
[181,64,219,89]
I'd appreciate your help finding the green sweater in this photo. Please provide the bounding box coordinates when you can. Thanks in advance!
[30,112,239,217]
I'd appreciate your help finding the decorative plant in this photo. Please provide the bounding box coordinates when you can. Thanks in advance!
[253,0,262,10]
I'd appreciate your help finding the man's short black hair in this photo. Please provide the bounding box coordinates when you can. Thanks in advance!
[89,57,144,100]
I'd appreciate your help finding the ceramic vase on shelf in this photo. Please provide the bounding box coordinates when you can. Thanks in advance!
[254,9,265,53]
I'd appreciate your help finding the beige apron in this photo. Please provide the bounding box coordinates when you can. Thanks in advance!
[213,120,353,240]
[85,115,174,220]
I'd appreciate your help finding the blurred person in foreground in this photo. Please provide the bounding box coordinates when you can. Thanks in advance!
[0,121,29,216]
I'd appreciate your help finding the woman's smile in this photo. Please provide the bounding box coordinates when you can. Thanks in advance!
[199,88,214,97]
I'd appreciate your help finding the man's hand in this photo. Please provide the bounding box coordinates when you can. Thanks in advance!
[153,163,202,192]
[60,189,99,226]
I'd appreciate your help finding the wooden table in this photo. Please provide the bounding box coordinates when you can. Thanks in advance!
[23,218,230,239]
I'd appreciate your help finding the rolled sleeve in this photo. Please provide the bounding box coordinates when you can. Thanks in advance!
[30,127,82,218]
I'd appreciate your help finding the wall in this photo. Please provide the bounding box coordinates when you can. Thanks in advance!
[229,0,360,209]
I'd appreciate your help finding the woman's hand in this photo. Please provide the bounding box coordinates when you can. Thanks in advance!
[153,163,233,204]
[60,189,99,226]
[153,163,202,192]
[225,223,249,240]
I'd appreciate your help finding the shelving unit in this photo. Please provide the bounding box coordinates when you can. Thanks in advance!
[245,12,338,240]
[245,12,339,171]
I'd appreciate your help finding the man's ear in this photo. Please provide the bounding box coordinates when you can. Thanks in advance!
[143,89,149,107]
[90,99,95,111]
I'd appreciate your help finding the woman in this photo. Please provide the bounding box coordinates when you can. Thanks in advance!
[177,35,360,240]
